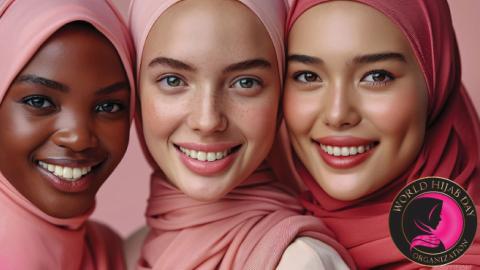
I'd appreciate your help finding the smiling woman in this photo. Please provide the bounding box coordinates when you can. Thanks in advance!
[0,23,130,218]
[126,0,355,269]
[0,0,134,269]
[284,0,480,268]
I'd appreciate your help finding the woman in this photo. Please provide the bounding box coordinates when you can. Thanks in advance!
[284,0,480,268]
[126,0,354,269]
[404,198,445,254]
[0,0,134,268]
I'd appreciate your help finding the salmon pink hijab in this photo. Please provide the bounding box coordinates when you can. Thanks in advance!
[0,0,134,269]
[286,0,480,268]
[129,0,355,269]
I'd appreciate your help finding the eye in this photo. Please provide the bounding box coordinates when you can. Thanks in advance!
[361,70,395,85]
[158,75,187,88]
[22,95,54,109]
[95,102,123,113]
[231,77,261,89]
[294,71,321,83]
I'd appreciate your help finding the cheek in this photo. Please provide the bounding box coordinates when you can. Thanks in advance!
[0,109,49,154]
[284,88,320,138]
[0,106,48,182]
[140,88,181,140]
[232,94,279,148]
[98,118,130,160]
[367,90,426,137]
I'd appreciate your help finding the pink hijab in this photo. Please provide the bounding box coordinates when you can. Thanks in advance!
[0,0,134,269]
[285,0,480,268]
[129,0,355,269]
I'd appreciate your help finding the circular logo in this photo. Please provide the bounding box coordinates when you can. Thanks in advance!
[389,177,477,266]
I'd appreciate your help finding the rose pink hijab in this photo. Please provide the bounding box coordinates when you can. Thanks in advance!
[285,0,480,268]
[129,0,355,269]
[0,0,135,269]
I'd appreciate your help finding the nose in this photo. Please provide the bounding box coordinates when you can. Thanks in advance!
[186,85,227,135]
[322,82,361,129]
[51,112,98,152]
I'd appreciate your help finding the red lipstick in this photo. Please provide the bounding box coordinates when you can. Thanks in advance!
[314,136,377,169]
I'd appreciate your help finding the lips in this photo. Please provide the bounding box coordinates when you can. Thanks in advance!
[35,158,102,193]
[314,136,378,169]
[174,143,241,176]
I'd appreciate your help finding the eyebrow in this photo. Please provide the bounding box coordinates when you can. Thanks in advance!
[223,58,272,73]
[96,81,130,95]
[149,57,196,71]
[287,54,323,65]
[352,52,406,64]
[287,52,406,66]
[15,74,68,92]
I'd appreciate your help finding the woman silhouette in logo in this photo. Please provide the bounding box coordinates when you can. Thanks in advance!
[404,197,446,254]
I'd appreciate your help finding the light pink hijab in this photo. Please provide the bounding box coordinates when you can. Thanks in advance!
[129,0,355,269]
[0,0,134,269]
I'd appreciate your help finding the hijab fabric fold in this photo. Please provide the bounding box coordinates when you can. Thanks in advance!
[129,0,355,269]
[286,0,480,268]
[0,0,134,269]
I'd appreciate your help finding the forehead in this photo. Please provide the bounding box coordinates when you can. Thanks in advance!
[288,1,412,57]
[142,0,275,65]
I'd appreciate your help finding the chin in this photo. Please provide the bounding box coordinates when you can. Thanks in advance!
[42,199,94,218]
[177,179,230,203]
[318,177,370,202]
[184,188,226,202]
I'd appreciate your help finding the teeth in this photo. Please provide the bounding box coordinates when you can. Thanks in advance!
[197,151,206,161]
[38,161,92,181]
[190,150,198,159]
[179,146,233,162]
[333,147,341,156]
[320,143,375,157]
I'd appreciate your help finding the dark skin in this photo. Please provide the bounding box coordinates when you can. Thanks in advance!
[0,23,130,218]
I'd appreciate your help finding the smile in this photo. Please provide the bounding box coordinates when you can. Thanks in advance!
[38,161,92,181]
[178,146,233,162]
[174,143,241,176]
[320,143,375,157]
[314,137,379,169]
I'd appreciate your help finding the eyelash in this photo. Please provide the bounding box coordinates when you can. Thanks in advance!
[95,102,124,113]
[157,75,188,88]
[21,95,125,114]
[292,71,321,83]
[230,77,262,89]
[360,70,395,86]
[292,70,395,87]
[21,95,56,110]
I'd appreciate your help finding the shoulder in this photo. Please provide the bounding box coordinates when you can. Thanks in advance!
[276,236,351,270]
[124,225,149,270]
[85,220,126,269]
[86,220,123,248]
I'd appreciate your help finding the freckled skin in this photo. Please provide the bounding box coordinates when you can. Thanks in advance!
[0,23,130,218]
[139,0,280,202]
[284,1,428,201]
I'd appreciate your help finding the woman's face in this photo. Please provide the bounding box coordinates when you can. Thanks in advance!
[285,1,428,201]
[0,24,130,218]
[140,0,280,202]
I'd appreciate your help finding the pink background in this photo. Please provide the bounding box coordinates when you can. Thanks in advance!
[93,0,480,237]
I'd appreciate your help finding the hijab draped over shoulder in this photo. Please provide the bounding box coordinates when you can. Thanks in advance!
[129,0,355,269]
[285,0,480,268]
[0,0,135,269]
